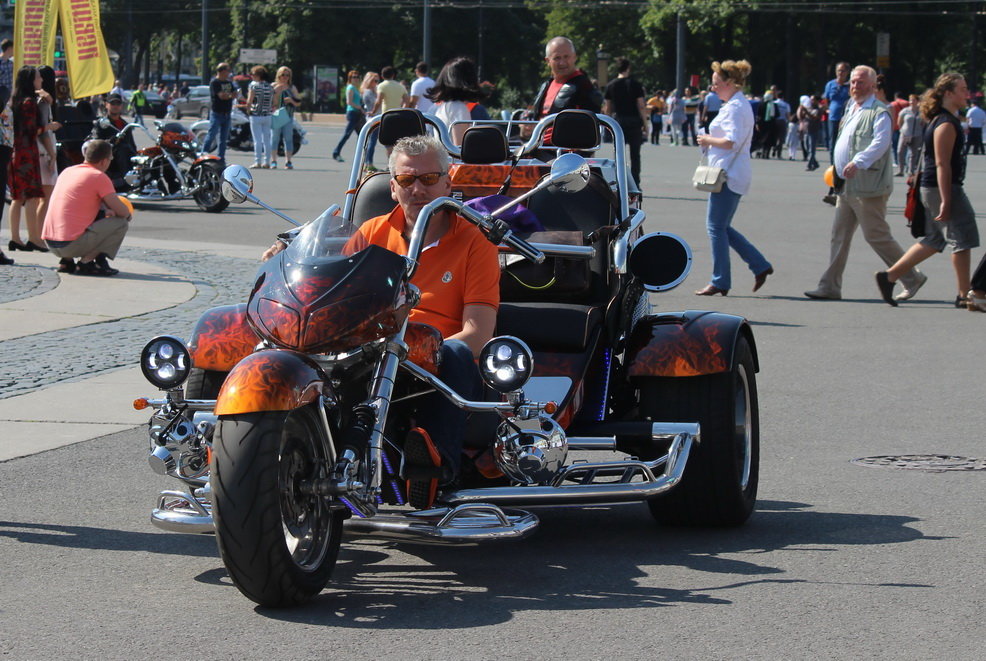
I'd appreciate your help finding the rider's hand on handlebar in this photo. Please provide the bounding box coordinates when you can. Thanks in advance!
[262,240,287,262]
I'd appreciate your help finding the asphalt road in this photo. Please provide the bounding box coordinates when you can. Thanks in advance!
[2,124,985,659]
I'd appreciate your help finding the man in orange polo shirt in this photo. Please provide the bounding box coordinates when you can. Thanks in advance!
[265,135,500,507]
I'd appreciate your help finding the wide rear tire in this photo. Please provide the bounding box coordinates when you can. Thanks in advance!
[213,407,344,607]
[640,336,759,527]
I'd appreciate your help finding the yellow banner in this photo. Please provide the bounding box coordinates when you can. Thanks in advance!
[14,0,58,68]
[58,0,114,98]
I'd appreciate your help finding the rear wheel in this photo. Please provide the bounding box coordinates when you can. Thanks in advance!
[213,407,344,607]
[640,336,758,527]
[191,161,228,213]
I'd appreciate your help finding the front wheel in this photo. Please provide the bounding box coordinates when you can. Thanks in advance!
[213,407,344,607]
[191,161,228,213]
[640,336,759,527]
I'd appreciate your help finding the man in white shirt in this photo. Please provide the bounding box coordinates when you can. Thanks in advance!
[965,98,985,155]
[806,65,925,301]
[408,62,435,114]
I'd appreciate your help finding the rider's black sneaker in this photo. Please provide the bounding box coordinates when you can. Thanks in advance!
[403,427,444,509]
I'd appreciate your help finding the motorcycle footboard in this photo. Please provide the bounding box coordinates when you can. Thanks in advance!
[151,487,214,534]
[441,422,698,508]
[344,503,539,546]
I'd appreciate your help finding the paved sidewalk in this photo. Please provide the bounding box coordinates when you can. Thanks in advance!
[0,241,256,461]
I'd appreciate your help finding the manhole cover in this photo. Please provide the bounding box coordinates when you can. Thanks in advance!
[851,454,986,472]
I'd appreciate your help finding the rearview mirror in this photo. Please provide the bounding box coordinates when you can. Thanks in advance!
[221,164,253,204]
[548,152,590,193]
[628,232,692,292]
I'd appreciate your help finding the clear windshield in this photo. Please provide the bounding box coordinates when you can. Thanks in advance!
[284,208,362,263]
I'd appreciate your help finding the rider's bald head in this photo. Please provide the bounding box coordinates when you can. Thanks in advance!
[545,36,575,58]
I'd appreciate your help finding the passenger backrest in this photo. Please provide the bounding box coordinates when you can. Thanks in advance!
[378,108,426,146]
[351,172,395,226]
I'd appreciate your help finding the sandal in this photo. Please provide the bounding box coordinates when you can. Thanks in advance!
[955,294,970,309]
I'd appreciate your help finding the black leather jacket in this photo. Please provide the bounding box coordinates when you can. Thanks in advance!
[531,70,602,119]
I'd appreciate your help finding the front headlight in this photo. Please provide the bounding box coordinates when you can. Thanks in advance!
[479,336,533,393]
[140,335,191,390]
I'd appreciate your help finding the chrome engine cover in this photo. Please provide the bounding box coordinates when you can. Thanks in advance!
[493,414,568,485]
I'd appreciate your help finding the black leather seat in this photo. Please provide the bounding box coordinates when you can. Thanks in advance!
[496,302,601,352]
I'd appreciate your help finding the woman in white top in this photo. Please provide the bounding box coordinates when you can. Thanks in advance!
[428,57,486,145]
[694,59,773,296]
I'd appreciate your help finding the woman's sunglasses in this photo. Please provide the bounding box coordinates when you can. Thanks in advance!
[392,172,446,188]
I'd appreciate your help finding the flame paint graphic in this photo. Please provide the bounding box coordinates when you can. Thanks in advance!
[215,350,325,416]
[187,304,259,371]
[405,322,442,374]
[627,316,729,378]
[449,164,546,198]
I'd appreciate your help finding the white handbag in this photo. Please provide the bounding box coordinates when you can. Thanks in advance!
[692,161,727,192]
[692,130,750,193]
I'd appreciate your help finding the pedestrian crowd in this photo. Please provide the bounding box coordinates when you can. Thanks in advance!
[1,35,985,312]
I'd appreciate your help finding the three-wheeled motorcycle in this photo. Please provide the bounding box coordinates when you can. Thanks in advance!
[134,108,760,607]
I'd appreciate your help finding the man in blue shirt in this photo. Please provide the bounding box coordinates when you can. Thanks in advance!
[823,62,850,163]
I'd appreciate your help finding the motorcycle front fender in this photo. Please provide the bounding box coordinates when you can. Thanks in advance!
[192,154,222,166]
[215,350,329,416]
[624,310,759,379]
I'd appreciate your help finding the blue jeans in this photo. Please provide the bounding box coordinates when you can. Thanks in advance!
[249,115,272,165]
[333,109,363,158]
[203,111,231,160]
[271,118,294,161]
[705,182,771,290]
[805,129,819,168]
[415,339,480,475]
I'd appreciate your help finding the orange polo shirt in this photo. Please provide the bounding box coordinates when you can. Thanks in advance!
[346,205,500,338]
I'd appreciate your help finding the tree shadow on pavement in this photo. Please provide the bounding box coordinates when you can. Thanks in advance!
[252,499,940,627]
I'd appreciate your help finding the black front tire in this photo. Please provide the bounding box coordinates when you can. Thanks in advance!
[640,336,759,527]
[213,407,344,607]
[192,161,229,213]
[183,367,226,399]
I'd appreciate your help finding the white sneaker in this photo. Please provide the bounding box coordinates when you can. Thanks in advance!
[894,272,928,301]
[248,162,261,169]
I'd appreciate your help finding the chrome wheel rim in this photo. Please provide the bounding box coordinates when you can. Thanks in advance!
[278,414,331,571]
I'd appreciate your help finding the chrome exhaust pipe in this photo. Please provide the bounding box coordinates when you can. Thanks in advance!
[442,423,697,507]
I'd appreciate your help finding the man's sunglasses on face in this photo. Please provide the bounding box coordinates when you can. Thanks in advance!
[392,171,446,188]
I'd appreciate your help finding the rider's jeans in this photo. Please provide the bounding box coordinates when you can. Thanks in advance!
[203,110,231,160]
[250,114,273,165]
[415,339,480,476]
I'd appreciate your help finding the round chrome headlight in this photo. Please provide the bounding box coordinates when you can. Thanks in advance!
[479,336,533,393]
[140,335,191,390]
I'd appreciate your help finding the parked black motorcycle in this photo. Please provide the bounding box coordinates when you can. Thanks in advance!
[95,118,228,213]
[190,106,306,157]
